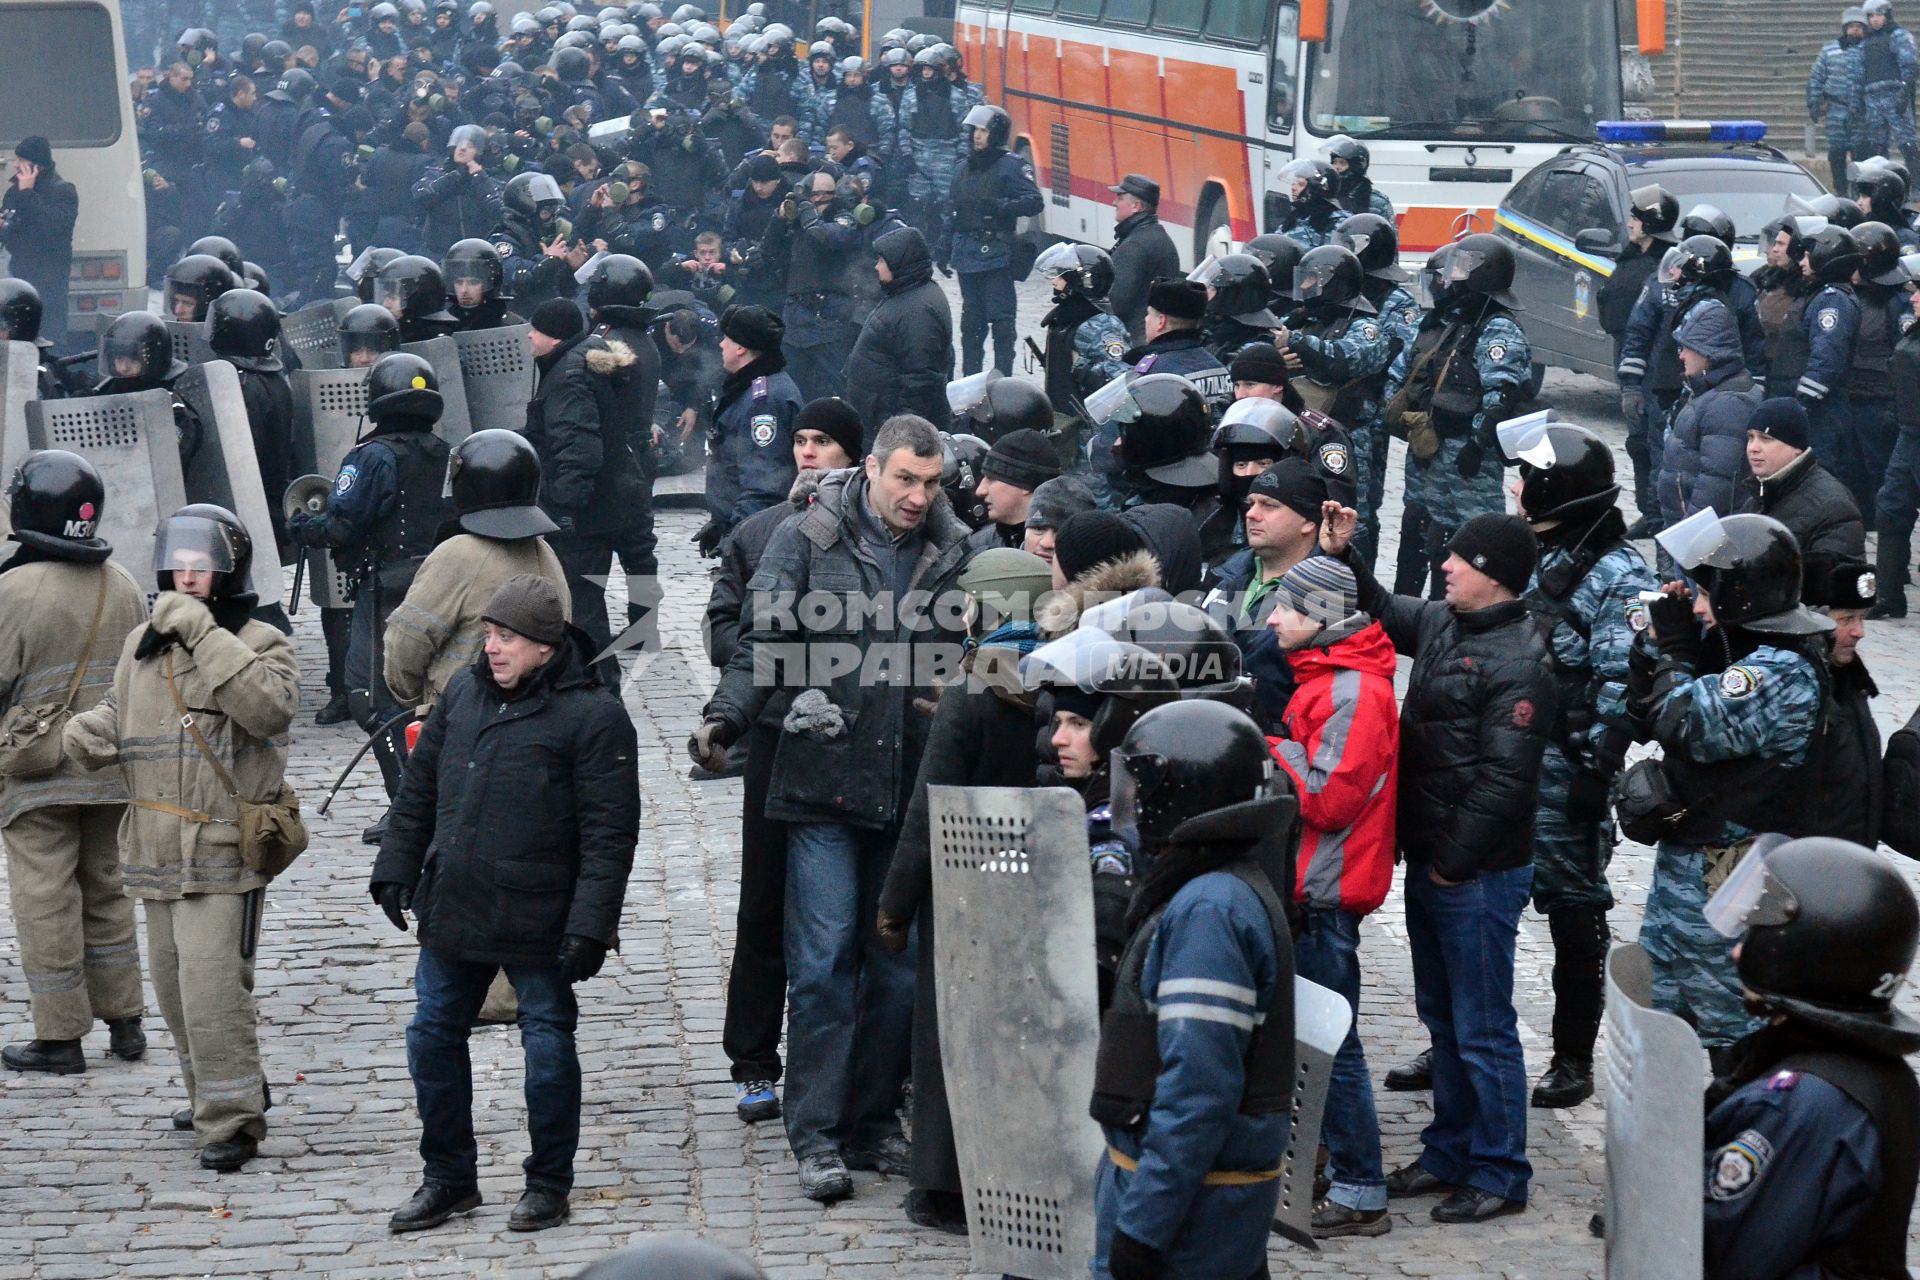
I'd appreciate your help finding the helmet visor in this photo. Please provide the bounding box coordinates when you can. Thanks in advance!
[1211,398,1297,452]
[153,515,239,576]
[1294,262,1336,302]
[1496,409,1557,467]
[344,246,388,285]
[1703,836,1801,939]
[341,325,399,363]
[1186,254,1222,287]
[1034,241,1082,281]
[1082,370,1140,427]
[1443,248,1489,283]
[945,369,998,417]
[374,275,417,313]
[164,280,213,320]
[1107,746,1165,849]
[102,326,160,375]
[1655,507,1731,571]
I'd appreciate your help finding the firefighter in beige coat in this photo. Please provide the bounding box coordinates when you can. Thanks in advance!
[65,504,299,1173]
[0,452,150,1077]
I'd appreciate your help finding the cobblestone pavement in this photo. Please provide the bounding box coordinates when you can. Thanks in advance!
[2,272,1918,1279]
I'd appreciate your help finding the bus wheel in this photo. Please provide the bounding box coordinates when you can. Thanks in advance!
[1196,190,1233,263]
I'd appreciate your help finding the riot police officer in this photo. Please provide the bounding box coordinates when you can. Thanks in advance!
[205,290,296,564]
[585,254,666,642]
[1092,699,1295,1280]
[442,237,521,330]
[1698,836,1920,1279]
[90,312,206,466]
[372,254,461,343]
[1035,242,1131,430]
[1276,158,1342,248]
[1835,220,1909,515]
[1323,134,1393,220]
[898,45,965,246]
[1107,374,1225,561]
[493,171,579,313]
[340,302,403,369]
[1792,226,1865,508]
[164,254,239,324]
[1853,157,1920,246]
[0,278,69,399]
[1384,234,1531,595]
[941,104,1042,378]
[1632,512,1832,1056]
[1337,213,1423,568]
[949,375,1054,446]
[1599,185,1681,384]
[1199,253,1283,361]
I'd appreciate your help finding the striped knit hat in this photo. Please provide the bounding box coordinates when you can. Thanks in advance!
[1271,555,1359,627]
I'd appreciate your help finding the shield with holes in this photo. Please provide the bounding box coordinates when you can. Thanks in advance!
[1270,976,1355,1251]
[281,297,355,370]
[451,323,535,433]
[291,366,372,608]
[402,336,471,444]
[0,340,41,507]
[1604,942,1705,1280]
[26,388,186,584]
[930,784,1103,1280]
[173,360,283,609]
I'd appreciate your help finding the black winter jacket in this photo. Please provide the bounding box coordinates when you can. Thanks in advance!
[0,170,76,340]
[1109,209,1181,342]
[845,226,953,441]
[413,161,503,251]
[372,628,640,963]
[1808,658,1880,848]
[1350,553,1555,880]
[1739,449,1866,581]
[523,331,644,537]
[702,471,816,675]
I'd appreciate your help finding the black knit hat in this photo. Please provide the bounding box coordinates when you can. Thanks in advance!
[530,298,585,340]
[12,137,52,169]
[1749,397,1810,450]
[1054,510,1147,582]
[1146,278,1207,321]
[1447,512,1539,596]
[721,303,784,352]
[982,428,1061,492]
[793,397,864,464]
[1228,343,1289,387]
[1247,457,1327,521]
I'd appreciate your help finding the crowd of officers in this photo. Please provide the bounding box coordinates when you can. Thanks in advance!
[0,5,1908,1277]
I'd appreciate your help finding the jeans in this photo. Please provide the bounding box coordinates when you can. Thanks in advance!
[406,946,581,1193]
[782,821,916,1158]
[958,267,1017,376]
[722,723,788,1082]
[1404,864,1533,1203]
[1292,907,1385,1211]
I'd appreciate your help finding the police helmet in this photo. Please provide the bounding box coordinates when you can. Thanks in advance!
[1085,592,1244,694]
[350,247,405,302]
[1508,421,1618,525]
[566,13,596,31]
[1110,699,1275,845]
[1678,203,1735,248]
[510,12,540,34]
[1806,223,1866,283]
[205,289,284,373]
[241,261,272,297]
[1852,158,1912,214]
[446,429,556,538]
[1112,374,1213,487]
[241,33,270,65]
[374,254,458,327]
[186,235,246,276]
[272,67,316,103]
[808,39,834,61]
[100,312,183,387]
[880,46,910,70]
[1430,233,1519,308]
[1279,157,1336,204]
[443,238,505,301]
[655,20,683,38]
[670,2,702,20]
[1244,234,1305,301]
[1853,220,1910,285]
[586,253,655,313]
[153,503,253,598]
[839,56,867,80]
[555,30,595,51]
[1713,836,1920,1039]
[967,378,1053,443]
[1675,233,1735,288]
[1333,212,1407,282]
[503,171,566,224]
[881,27,911,48]
[1034,241,1115,300]
[1659,511,1828,633]
[912,45,944,73]
[365,351,444,421]
[261,39,292,66]
[164,254,239,323]
[961,104,1012,150]
[1293,245,1369,310]
[1210,397,1300,459]
[1628,183,1681,243]
[940,432,991,528]
[1795,190,1865,229]
[1206,253,1283,327]
[1022,627,1180,759]
[551,45,592,81]
[8,450,108,557]
[0,278,45,346]
[1323,133,1369,177]
[470,0,495,16]
[907,32,937,53]
[370,2,400,22]
[339,302,402,366]
[617,33,645,53]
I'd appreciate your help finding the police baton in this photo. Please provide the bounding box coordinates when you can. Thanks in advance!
[316,706,418,817]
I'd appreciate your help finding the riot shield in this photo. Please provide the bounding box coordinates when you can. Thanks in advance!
[25,389,185,585]
[0,340,40,492]
[169,319,215,366]
[402,335,471,445]
[1604,942,1706,1280]
[1271,977,1354,1251]
[931,784,1103,1280]
[450,323,535,434]
[174,361,283,609]
[281,298,353,370]
[290,366,372,609]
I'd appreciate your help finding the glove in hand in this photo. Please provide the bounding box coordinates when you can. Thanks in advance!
[1106,1229,1164,1280]
[558,934,607,982]
[1454,439,1485,479]
[372,881,413,932]
[1648,590,1696,648]
[151,591,218,649]
[689,718,736,772]
[1620,389,1642,423]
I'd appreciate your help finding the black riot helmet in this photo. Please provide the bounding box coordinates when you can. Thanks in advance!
[1674,233,1735,289]
[1806,224,1865,284]
[1022,627,1181,763]
[270,67,315,104]
[967,378,1053,443]
[446,429,557,537]
[100,312,184,386]
[8,450,108,557]
[442,237,504,302]
[1110,699,1274,845]
[940,431,991,528]
[1244,234,1304,302]
[1086,593,1244,694]
[186,235,246,276]
[503,171,566,226]
[572,1237,768,1280]
[1109,373,1213,488]
[153,503,253,598]
[1628,183,1681,243]
[1334,212,1407,281]
[551,44,592,82]
[0,278,45,346]
[1506,420,1619,525]
[1677,203,1735,248]
[1714,837,1920,1041]
[586,253,655,313]
[164,254,239,322]
[340,303,402,367]
[375,254,458,331]
[1852,220,1909,285]
[352,247,405,303]
[261,38,292,66]
[1323,132,1369,178]
[1794,190,1864,229]
[1431,233,1519,308]
[1204,253,1282,327]
[961,103,1011,150]
[241,261,272,296]
[205,288,284,373]
[1279,157,1336,206]
[1211,397,1300,458]
[365,351,444,423]
[1851,157,1911,214]
[1293,244,1369,310]
[1034,241,1114,300]
[1658,510,1827,634]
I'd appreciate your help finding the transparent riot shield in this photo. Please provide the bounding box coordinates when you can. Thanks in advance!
[174,360,283,609]
[931,784,1104,1280]
[290,366,372,609]
[26,389,186,585]
[1605,942,1706,1280]
[451,323,535,434]
[402,335,471,445]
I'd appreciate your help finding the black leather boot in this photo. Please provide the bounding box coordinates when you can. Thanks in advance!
[107,1017,146,1061]
[2,1039,84,1074]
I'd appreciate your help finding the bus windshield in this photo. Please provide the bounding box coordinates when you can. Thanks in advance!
[1306,0,1621,142]
[0,3,121,147]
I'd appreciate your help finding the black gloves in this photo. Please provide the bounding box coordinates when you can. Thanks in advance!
[693,518,724,557]
[1106,1229,1164,1280]
[1648,590,1698,652]
[1454,438,1485,478]
[372,881,413,933]
[557,934,607,982]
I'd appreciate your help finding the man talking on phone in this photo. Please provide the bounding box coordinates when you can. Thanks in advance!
[0,139,76,346]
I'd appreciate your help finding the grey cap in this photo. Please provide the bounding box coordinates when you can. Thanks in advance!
[481,573,567,644]
[1107,173,1160,205]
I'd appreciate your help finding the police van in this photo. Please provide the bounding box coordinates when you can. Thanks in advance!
[1492,121,1824,384]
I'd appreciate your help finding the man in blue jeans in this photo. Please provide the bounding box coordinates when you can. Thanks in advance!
[1320,505,1554,1223]
[371,576,640,1234]
[692,414,975,1201]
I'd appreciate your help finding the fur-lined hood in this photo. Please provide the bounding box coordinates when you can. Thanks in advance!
[584,338,638,375]
[1037,549,1162,639]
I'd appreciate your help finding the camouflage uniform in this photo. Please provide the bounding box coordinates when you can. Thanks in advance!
[1641,643,1823,1048]
[896,80,966,245]
[1288,303,1404,565]
[1356,283,1423,567]
[1861,22,1920,164]
[1808,33,1868,175]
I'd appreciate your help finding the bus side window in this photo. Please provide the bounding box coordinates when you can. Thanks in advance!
[1268,5,1300,132]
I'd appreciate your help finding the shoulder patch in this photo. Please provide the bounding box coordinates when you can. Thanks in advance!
[494,239,517,258]
[1318,443,1349,475]
[1719,665,1762,699]
[1765,1070,1802,1092]
[1626,600,1650,633]
[1021,160,1036,182]
[1104,336,1126,360]
[751,375,768,402]
[206,115,222,132]
[334,465,358,495]
[1358,321,1380,343]
[1511,698,1536,729]
[1487,341,1508,362]
[750,413,777,446]
[1708,1129,1774,1201]
[651,211,667,232]
[1818,308,1840,332]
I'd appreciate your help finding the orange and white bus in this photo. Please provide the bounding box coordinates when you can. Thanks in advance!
[954,0,1669,266]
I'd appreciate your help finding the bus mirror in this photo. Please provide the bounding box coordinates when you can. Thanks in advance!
[1575,227,1619,256]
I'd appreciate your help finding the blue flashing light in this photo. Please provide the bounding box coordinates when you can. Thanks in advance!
[1595,120,1769,145]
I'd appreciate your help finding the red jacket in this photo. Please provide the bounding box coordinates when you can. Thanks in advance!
[1268,621,1400,916]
